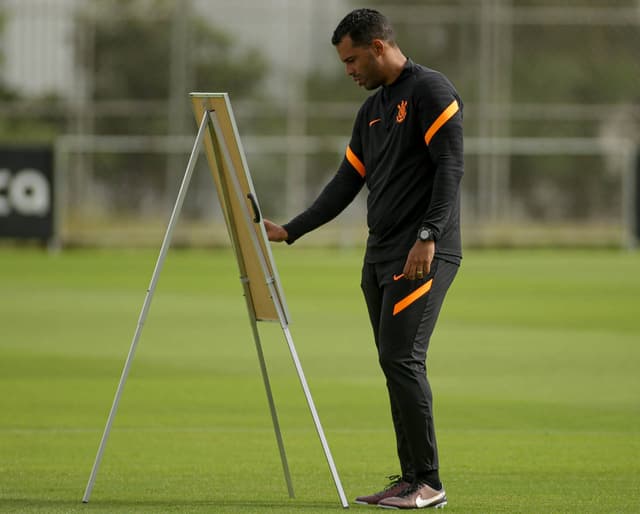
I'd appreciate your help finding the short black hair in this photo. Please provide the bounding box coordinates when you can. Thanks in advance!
[331,8,395,47]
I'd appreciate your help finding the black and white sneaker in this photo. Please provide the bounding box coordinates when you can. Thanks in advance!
[354,475,412,506]
[377,481,447,509]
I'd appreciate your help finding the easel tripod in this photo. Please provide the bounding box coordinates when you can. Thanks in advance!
[82,97,349,508]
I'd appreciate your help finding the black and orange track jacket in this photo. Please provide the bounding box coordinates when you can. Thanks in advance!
[284,59,464,265]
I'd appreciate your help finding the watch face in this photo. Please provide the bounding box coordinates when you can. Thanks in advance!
[419,228,431,240]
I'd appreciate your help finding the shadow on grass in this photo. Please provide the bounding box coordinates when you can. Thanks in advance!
[1,498,349,512]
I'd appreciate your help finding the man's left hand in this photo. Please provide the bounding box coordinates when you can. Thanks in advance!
[402,240,435,280]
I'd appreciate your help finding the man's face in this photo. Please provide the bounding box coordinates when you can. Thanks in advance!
[335,35,385,90]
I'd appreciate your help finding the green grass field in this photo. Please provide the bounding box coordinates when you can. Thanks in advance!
[1,246,639,513]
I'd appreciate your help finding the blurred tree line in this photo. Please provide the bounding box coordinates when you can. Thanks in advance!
[78,0,268,134]
[70,0,271,217]
[1,0,638,229]
[0,10,61,141]
[0,0,269,136]
[0,0,279,221]
[343,0,640,223]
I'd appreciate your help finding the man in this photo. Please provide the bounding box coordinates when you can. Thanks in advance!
[264,8,463,510]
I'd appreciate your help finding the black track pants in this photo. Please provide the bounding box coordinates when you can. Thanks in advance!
[361,256,458,480]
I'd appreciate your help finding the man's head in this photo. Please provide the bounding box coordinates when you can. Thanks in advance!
[331,8,395,48]
[331,9,404,90]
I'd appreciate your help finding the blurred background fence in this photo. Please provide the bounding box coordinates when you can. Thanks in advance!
[1,0,639,248]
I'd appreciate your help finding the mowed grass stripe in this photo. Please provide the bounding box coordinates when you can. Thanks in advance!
[1,247,638,512]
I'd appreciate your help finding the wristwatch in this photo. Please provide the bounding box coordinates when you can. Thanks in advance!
[417,226,434,242]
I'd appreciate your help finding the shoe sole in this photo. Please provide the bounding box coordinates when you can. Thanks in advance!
[378,498,448,510]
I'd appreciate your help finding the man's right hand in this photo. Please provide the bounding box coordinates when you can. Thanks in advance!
[263,219,289,242]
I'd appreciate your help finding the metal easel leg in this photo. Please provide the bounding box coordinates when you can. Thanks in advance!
[242,288,295,498]
[206,109,348,508]
[280,324,349,508]
[82,110,210,503]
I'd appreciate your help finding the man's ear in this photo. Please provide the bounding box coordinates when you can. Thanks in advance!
[371,39,385,56]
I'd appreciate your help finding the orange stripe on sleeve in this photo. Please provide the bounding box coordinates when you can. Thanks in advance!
[392,279,433,316]
[346,145,366,178]
[424,100,459,146]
